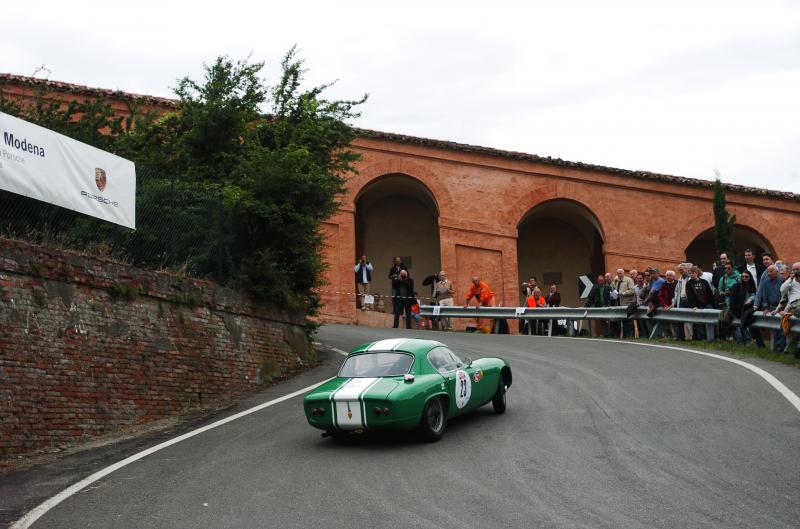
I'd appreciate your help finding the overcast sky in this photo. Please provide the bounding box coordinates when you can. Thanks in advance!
[4,1,799,193]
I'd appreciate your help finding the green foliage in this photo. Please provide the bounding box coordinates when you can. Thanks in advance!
[1,50,366,312]
[0,80,157,152]
[123,49,365,306]
[712,175,736,260]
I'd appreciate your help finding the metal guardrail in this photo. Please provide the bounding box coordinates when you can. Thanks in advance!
[418,305,800,334]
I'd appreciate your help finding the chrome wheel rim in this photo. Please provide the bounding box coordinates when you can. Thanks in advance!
[428,399,443,432]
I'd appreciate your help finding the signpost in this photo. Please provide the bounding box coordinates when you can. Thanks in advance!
[0,111,136,229]
[578,274,593,299]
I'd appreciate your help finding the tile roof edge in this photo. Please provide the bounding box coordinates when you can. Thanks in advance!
[1,74,796,202]
[354,128,800,202]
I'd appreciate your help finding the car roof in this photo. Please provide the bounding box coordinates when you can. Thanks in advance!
[350,338,445,358]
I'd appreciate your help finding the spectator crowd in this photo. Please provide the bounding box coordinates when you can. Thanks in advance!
[355,250,800,359]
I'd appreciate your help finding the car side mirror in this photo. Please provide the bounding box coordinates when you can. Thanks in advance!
[403,374,415,383]
[463,357,472,368]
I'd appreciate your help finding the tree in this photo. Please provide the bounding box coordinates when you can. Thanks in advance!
[1,50,365,312]
[712,172,736,260]
[119,49,367,307]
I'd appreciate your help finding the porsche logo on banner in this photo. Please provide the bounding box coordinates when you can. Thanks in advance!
[0,111,136,229]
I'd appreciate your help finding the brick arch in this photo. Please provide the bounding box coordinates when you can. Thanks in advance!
[345,159,454,217]
[682,209,777,256]
[510,186,606,240]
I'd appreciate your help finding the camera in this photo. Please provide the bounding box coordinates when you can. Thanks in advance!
[794,269,800,278]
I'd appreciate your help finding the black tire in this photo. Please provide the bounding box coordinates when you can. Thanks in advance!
[492,379,507,414]
[419,397,447,442]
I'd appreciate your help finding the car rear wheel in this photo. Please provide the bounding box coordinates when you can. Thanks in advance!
[492,380,507,414]
[420,397,447,442]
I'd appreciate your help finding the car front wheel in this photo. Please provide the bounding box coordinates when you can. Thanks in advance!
[492,380,507,414]
[420,397,447,442]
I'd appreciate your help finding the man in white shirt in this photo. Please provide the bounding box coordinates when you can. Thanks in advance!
[698,265,714,291]
[737,248,764,288]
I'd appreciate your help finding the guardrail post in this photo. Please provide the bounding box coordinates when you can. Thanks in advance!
[567,320,576,337]
[704,322,716,342]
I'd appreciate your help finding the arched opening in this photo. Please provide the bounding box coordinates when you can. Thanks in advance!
[684,225,775,269]
[355,174,441,309]
[517,200,604,307]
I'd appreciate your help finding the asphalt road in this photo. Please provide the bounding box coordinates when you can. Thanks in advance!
[17,325,800,528]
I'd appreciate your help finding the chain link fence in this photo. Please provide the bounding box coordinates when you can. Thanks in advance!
[0,166,230,279]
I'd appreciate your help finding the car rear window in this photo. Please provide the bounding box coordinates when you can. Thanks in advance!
[339,352,414,377]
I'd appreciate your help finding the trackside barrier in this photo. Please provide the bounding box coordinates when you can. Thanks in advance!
[418,305,800,339]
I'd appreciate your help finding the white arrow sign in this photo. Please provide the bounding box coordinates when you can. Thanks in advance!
[579,275,593,299]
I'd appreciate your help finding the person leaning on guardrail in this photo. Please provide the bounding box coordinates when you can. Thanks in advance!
[686,266,715,341]
[658,271,678,338]
[718,263,741,339]
[523,287,546,335]
[464,276,496,334]
[754,265,784,350]
[586,274,613,337]
[671,263,693,340]
[612,268,636,338]
[774,262,800,358]
[434,271,455,331]
[730,270,757,345]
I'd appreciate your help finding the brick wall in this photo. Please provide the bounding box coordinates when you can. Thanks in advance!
[0,238,312,462]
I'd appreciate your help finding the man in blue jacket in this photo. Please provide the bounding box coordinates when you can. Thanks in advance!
[755,265,784,350]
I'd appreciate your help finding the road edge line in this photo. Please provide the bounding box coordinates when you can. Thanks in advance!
[559,336,800,414]
[10,377,333,529]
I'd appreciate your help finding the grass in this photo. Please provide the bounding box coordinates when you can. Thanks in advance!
[618,336,800,367]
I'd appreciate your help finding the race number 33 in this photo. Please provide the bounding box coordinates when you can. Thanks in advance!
[455,369,472,408]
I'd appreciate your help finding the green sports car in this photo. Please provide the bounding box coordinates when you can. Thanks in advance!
[304,338,512,441]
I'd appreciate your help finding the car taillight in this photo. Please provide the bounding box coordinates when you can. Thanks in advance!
[310,408,326,416]
[372,407,390,416]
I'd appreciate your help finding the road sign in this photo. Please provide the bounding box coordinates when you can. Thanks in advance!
[578,275,594,299]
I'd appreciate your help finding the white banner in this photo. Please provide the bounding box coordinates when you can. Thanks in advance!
[0,111,136,229]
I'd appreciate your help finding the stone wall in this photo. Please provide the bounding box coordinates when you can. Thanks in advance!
[0,238,311,461]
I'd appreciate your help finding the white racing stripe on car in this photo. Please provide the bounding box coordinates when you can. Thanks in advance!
[367,338,407,351]
[332,377,380,430]
[360,378,383,429]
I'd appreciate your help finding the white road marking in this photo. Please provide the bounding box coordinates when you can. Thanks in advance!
[562,336,800,415]
[9,378,334,529]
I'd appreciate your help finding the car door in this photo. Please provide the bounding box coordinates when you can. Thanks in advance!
[441,349,477,416]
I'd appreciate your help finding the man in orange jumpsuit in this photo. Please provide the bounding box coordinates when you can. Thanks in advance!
[464,276,496,333]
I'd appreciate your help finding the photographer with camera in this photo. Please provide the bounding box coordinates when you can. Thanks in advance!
[388,256,408,298]
[354,255,373,310]
[393,269,415,329]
